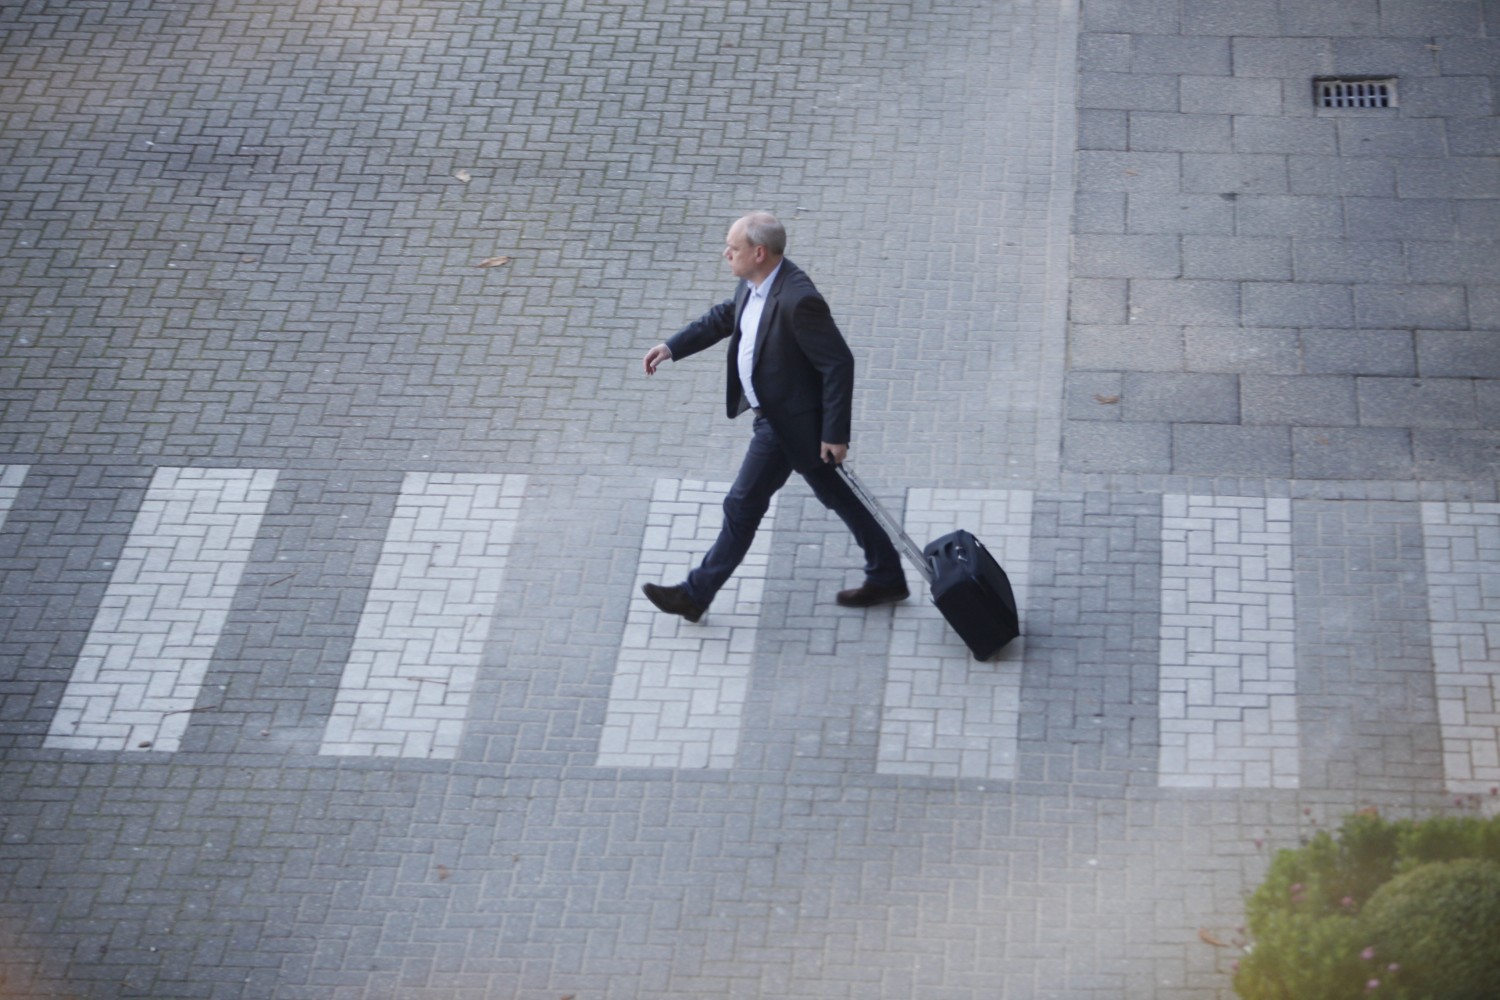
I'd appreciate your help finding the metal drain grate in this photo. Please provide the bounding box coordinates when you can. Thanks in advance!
[1315,77,1397,109]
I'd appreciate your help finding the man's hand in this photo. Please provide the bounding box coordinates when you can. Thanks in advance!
[821,442,848,465]
[643,343,672,375]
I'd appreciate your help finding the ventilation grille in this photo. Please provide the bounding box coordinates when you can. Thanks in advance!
[1315,77,1397,109]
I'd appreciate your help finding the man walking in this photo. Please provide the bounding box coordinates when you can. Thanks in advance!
[640,211,908,622]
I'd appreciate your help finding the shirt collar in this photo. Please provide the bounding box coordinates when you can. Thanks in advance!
[747,260,783,299]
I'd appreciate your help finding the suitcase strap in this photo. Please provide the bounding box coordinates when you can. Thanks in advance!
[835,463,936,586]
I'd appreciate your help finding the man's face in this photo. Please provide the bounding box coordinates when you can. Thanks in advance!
[723,222,762,281]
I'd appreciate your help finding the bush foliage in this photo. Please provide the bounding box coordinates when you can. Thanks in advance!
[1234,811,1500,1000]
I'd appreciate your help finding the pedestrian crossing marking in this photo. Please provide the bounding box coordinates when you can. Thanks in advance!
[318,472,526,759]
[0,465,28,533]
[1158,496,1298,789]
[597,479,777,769]
[1421,502,1500,794]
[11,467,1494,788]
[43,467,279,753]
[878,489,1031,780]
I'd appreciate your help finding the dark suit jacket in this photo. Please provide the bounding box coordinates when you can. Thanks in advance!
[666,259,855,475]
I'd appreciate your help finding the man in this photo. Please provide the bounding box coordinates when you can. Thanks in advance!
[639,211,908,622]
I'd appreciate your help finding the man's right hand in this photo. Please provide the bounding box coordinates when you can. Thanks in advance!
[643,343,672,375]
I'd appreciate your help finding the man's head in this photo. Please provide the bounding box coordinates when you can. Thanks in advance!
[724,211,785,284]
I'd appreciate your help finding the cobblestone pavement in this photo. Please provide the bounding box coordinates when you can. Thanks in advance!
[2,1,1497,998]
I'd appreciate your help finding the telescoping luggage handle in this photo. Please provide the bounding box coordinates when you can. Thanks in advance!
[834,463,936,587]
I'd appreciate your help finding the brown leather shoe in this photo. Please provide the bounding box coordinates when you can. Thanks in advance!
[642,583,704,623]
[835,581,911,608]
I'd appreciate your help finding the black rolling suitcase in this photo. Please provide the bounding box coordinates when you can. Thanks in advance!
[837,464,1020,660]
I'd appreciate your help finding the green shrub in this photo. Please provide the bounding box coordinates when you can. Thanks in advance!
[1360,858,1500,1000]
[1233,910,1369,1000]
[1234,811,1500,1000]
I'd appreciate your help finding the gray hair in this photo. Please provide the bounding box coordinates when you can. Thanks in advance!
[740,212,786,256]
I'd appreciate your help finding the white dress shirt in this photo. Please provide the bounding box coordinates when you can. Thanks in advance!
[736,262,781,410]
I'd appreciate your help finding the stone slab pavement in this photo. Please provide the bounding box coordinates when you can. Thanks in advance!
[1,0,1497,998]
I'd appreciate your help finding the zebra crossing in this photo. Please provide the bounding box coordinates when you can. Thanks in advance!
[44,468,279,753]
[1,462,1496,793]
[318,472,527,759]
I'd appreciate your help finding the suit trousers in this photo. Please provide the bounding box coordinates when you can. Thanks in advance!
[684,415,907,610]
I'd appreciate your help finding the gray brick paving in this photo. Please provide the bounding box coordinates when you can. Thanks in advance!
[3,0,1499,998]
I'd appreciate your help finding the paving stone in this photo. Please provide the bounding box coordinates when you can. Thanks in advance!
[44,467,279,754]
[1435,35,1500,74]
[1073,234,1181,278]
[1241,282,1355,328]
[1184,328,1303,374]
[1355,285,1469,329]
[1235,195,1347,237]
[1120,373,1240,423]
[1408,240,1500,284]
[1068,278,1129,325]
[1078,32,1134,71]
[1158,495,1297,788]
[1065,373,1126,423]
[0,465,27,534]
[1063,422,1173,473]
[1073,191,1128,234]
[1413,430,1500,479]
[182,469,406,758]
[1241,375,1359,426]
[1292,239,1408,283]
[1292,427,1417,479]
[1170,425,1294,476]
[1129,279,1239,325]
[1130,34,1231,75]
[878,490,1032,780]
[1471,284,1500,329]
[1286,154,1398,196]
[1357,377,1479,429]
[1478,381,1500,428]
[1231,118,1340,156]
[1020,492,1163,783]
[1294,501,1445,793]
[1077,151,1182,193]
[1181,153,1290,195]
[1079,73,1179,112]
[1181,236,1291,281]
[1181,0,1280,35]
[1126,192,1236,235]
[1336,117,1450,157]
[1416,503,1500,791]
[1446,116,1500,154]
[597,479,777,771]
[1078,108,1129,150]
[1230,36,1336,77]
[1415,330,1500,378]
[1068,324,1185,371]
[318,472,526,760]
[1182,77,1284,115]
[1382,1,1487,36]
[1344,196,1458,241]
[1300,328,1418,376]
[1082,0,1180,33]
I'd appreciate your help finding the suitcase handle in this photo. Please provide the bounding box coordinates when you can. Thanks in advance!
[834,463,936,586]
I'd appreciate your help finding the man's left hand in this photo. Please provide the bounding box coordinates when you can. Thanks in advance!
[821,442,848,465]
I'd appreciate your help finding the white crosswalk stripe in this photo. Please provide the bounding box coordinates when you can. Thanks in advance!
[44,467,279,753]
[0,465,27,533]
[1421,502,1500,795]
[318,472,526,759]
[597,479,777,769]
[1157,495,1298,789]
[877,489,1031,780]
